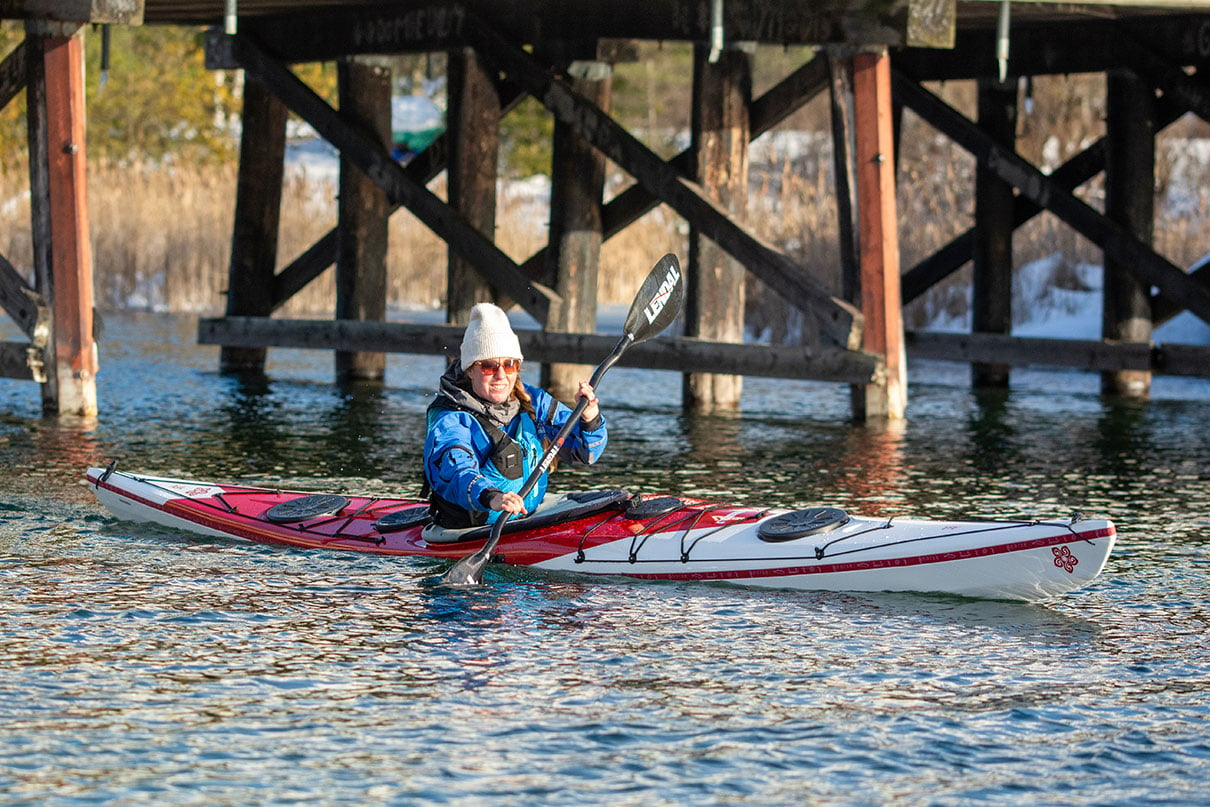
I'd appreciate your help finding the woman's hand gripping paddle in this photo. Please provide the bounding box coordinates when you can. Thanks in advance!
[441,253,685,586]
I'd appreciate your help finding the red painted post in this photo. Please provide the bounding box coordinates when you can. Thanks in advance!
[852,48,905,420]
[40,29,97,417]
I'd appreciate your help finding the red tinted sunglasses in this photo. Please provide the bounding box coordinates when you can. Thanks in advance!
[472,358,522,375]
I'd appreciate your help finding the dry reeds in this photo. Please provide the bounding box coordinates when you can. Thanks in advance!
[2,121,1209,334]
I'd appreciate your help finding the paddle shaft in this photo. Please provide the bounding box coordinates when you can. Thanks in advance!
[442,334,632,583]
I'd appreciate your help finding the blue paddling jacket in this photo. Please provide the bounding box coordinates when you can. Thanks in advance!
[423,373,607,529]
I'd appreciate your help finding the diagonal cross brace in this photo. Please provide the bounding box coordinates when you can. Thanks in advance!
[892,68,1210,327]
[520,54,832,278]
[462,13,862,350]
[899,92,1189,305]
[0,39,26,111]
[227,34,561,326]
[0,253,48,342]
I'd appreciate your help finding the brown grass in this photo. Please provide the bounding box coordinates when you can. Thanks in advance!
[3,116,1209,334]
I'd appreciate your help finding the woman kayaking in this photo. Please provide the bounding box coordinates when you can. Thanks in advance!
[423,302,608,529]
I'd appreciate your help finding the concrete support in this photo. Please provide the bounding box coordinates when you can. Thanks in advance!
[543,61,610,402]
[26,25,96,417]
[1103,68,1154,399]
[335,58,391,383]
[852,48,906,420]
[221,74,286,375]
[446,47,500,325]
[972,77,1017,388]
[685,44,750,413]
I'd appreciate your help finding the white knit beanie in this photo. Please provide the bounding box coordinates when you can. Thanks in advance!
[460,303,523,369]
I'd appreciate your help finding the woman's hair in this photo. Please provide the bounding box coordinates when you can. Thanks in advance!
[513,377,536,418]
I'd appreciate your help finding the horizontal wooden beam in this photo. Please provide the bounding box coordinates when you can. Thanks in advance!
[906,331,1210,378]
[893,14,1210,81]
[462,12,863,349]
[232,0,922,63]
[0,1,142,24]
[226,33,560,326]
[197,316,883,384]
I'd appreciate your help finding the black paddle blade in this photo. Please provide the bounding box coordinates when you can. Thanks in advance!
[622,253,683,344]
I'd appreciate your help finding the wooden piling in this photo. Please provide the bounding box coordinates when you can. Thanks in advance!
[335,57,391,383]
[26,25,96,417]
[685,44,750,413]
[826,51,860,304]
[972,77,1017,388]
[543,60,610,402]
[446,47,501,325]
[221,74,286,375]
[1103,68,1154,399]
[852,49,905,420]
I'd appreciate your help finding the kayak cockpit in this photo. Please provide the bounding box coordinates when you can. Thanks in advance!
[418,488,636,544]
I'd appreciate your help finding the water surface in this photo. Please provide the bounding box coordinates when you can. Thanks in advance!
[1,312,1208,806]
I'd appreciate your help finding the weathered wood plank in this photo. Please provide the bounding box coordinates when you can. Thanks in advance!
[43,29,97,415]
[234,0,920,63]
[892,15,1210,82]
[971,77,1016,388]
[852,49,906,419]
[335,57,391,381]
[908,331,1210,379]
[0,39,26,111]
[905,331,1156,373]
[1103,67,1155,397]
[227,33,560,326]
[892,68,1210,328]
[826,51,859,303]
[0,252,46,339]
[1154,343,1210,378]
[0,1,143,24]
[446,46,502,321]
[1152,255,1210,325]
[463,13,862,349]
[684,44,749,411]
[544,62,610,399]
[222,73,285,373]
[197,317,883,385]
[271,229,337,311]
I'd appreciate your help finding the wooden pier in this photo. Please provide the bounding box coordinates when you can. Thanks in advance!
[4,1,1210,418]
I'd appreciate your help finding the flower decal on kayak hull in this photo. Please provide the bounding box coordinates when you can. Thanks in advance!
[1053,545,1079,574]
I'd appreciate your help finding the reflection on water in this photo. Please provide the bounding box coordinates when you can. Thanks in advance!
[1,313,1210,805]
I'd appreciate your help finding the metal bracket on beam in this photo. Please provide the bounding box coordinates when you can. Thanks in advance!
[204,27,237,70]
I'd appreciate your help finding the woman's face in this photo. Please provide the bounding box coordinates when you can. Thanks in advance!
[469,358,521,404]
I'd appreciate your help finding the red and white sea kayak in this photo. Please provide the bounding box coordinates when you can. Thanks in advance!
[86,465,1115,602]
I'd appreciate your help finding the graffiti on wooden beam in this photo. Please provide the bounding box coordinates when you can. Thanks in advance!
[352,5,466,53]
